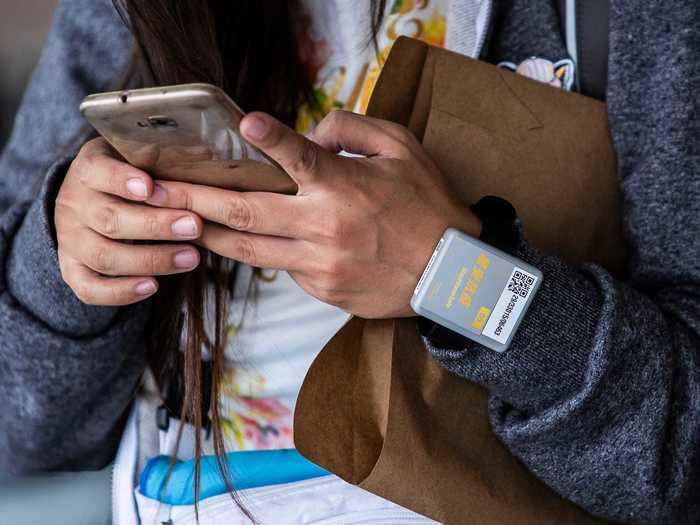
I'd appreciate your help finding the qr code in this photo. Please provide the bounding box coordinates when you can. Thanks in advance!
[507,270,535,298]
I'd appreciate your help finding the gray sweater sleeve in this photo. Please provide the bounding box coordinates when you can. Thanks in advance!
[425,2,700,524]
[0,0,149,473]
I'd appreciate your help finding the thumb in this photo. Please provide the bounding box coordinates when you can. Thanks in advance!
[311,110,411,158]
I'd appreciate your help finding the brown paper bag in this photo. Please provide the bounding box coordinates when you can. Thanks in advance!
[294,37,623,524]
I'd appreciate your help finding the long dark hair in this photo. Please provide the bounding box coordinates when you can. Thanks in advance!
[112,0,387,512]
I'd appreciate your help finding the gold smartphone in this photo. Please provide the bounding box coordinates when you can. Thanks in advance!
[79,83,295,193]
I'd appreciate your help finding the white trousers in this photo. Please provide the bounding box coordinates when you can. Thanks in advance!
[135,474,441,525]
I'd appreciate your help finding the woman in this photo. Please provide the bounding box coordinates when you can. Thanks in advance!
[0,0,698,523]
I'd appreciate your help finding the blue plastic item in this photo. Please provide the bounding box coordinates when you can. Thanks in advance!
[139,449,330,505]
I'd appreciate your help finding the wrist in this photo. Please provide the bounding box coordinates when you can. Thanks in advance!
[447,202,483,240]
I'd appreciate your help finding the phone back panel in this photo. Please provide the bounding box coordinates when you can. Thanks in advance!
[80,83,294,193]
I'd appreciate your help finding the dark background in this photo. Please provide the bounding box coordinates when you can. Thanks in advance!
[0,1,58,151]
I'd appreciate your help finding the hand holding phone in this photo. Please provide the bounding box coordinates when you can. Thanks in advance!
[58,83,298,307]
[55,137,204,306]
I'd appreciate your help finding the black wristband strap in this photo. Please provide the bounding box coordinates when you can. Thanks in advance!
[469,196,519,253]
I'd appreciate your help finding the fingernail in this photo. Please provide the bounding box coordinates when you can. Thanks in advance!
[148,184,167,206]
[171,216,198,238]
[135,280,157,296]
[127,178,148,198]
[242,114,269,140]
[174,249,199,269]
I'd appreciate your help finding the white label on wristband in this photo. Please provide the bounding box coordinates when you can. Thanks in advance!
[481,267,538,344]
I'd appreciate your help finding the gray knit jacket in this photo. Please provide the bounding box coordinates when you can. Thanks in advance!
[0,1,697,524]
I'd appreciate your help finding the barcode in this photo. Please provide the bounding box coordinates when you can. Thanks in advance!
[483,266,540,345]
[507,270,535,298]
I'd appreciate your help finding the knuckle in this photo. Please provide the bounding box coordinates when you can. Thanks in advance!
[223,197,255,231]
[53,200,72,231]
[76,139,107,178]
[319,258,344,287]
[293,141,320,174]
[143,250,165,275]
[106,160,124,191]
[54,218,80,255]
[76,141,92,159]
[144,212,162,238]
[382,121,419,153]
[58,256,76,287]
[178,187,194,211]
[95,205,119,236]
[386,120,411,139]
[54,190,70,211]
[322,217,345,242]
[83,137,105,152]
[393,121,413,138]
[396,140,417,159]
[74,281,96,305]
[163,185,192,210]
[108,284,127,305]
[73,153,93,186]
[90,245,113,274]
[316,285,343,306]
[401,132,422,153]
[328,109,347,123]
[319,110,344,135]
[235,237,257,265]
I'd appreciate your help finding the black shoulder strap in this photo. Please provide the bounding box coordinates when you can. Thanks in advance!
[555,0,610,101]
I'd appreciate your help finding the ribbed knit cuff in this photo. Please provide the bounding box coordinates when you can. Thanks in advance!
[423,236,605,414]
[5,158,120,336]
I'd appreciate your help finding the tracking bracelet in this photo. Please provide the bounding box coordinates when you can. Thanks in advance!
[413,197,542,352]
